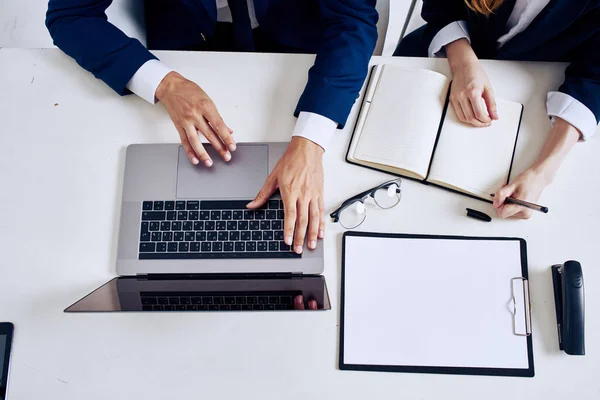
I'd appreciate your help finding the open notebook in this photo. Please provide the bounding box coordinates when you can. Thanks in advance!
[347,65,524,201]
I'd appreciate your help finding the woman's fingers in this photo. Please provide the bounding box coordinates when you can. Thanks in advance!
[459,97,487,127]
[469,94,492,125]
[482,86,499,120]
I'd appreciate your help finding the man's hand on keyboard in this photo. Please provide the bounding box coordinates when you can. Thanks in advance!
[294,295,319,310]
[247,137,325,255]
[156,71,236,167]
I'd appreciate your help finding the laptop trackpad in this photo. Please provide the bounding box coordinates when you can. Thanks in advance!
[176,144,269,199]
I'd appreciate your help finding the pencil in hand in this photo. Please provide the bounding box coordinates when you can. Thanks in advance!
[490,194,548,214]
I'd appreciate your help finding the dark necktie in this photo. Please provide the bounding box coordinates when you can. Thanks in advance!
[227,0,255,51]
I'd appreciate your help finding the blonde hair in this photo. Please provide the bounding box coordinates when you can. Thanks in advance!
[464,0,505,16]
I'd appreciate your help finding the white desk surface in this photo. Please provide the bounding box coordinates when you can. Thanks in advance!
[0,48,598,399]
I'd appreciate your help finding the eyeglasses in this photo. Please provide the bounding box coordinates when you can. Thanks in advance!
[330,178,402,229]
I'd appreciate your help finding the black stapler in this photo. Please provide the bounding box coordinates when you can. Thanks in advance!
[552,260,585,355]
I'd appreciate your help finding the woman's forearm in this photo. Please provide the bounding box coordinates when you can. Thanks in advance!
[492,118,581,219]
[531,117,581,185]
[445,38,478,72]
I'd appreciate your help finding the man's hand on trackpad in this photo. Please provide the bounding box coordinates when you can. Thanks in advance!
[247,137,325,254]
[156,71,236,167]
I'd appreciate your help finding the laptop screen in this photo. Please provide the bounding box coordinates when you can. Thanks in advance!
[65,275,330,312]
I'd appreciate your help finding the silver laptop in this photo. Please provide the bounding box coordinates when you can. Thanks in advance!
[65,143,329,312]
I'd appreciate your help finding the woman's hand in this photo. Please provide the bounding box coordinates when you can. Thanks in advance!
[445,38,498,127]
[493,169,550,219]
[493,118,581,219]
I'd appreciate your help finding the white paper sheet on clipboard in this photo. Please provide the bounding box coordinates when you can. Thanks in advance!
[340,233,534,377]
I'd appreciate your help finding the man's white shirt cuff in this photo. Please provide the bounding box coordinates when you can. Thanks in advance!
[547,91,598,141]
[429,21,470,57]
[292,112,338,151]
[126,60,174,104]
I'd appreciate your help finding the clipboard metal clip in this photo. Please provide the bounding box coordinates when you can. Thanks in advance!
[511,277,532,337]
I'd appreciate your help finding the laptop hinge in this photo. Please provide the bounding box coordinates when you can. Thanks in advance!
[136,272,303,280]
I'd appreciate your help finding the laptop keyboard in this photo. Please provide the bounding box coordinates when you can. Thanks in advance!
[140,291,300,311]
[138,200,300,259]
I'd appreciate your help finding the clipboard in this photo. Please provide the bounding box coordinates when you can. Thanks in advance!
[339,231,534,377]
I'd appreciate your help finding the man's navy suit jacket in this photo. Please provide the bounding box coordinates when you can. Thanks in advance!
[46,0,378,127]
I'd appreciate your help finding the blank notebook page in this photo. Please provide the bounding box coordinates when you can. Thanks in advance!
[343,236,529,369]
[354,66,449,179]
[427,99,523,198]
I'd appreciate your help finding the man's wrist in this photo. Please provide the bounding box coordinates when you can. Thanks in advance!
[290,136,325,156]
[156,71,182,101]
[292,112,337,151]
[126,60,174,105]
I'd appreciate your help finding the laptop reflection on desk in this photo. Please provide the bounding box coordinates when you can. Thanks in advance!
[65,275,330,312]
